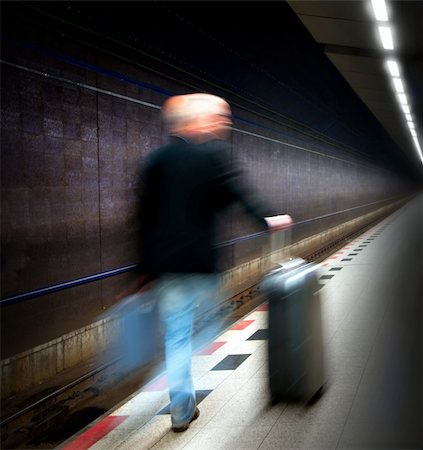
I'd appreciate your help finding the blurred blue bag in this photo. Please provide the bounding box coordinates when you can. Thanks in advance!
[101,289,161,372]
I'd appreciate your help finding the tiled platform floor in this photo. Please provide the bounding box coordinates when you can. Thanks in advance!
[61,197,422,450]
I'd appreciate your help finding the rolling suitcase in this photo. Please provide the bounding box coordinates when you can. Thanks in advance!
[262,250,326,403]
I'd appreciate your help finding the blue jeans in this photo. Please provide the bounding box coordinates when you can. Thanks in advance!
[155,273,219,427]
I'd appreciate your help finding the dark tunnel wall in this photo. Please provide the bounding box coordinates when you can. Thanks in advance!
[0,7,416,358]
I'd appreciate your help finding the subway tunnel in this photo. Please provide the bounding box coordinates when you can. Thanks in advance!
[1,1,422,449]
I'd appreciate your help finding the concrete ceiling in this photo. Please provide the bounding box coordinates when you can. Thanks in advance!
[287,0,423,167]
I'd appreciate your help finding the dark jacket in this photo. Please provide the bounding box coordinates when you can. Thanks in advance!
[137,137,269,274]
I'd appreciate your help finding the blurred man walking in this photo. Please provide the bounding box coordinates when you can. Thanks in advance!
[137,93,292,431]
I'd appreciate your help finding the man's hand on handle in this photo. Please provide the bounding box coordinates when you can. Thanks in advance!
[265,214,293,232]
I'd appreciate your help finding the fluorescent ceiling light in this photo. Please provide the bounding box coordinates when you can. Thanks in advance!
[392,78,404,93]
[402,104,410,114]
[410,129,417,138]
[378,26,394,50]
[386,60,400,77]
[398,93,407,105]
[405,113,412,121]
[371,0,389,21]
[412,137,423,164]
[407,121,415,130]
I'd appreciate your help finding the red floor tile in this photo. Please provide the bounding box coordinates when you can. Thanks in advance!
[255,303,269,311]
[62,415,128,450]
[197,341,226,355]
[230,319,254,330]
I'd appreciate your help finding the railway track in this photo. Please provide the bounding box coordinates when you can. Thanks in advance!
[0,217,387,449]
[0,284,265,449]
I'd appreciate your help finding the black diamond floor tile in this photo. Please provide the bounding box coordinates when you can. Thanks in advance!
[247,329,268,340]
[211,354,251,371]
[341,258,352,261]
[320,274,335,279]
[348,253,358,256]
[330,267,343,271]
[158,390,213,414]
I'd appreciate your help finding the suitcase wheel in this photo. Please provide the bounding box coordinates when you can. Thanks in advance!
[307,383,327,405]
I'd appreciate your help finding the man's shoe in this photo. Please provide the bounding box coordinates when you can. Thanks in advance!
[172,407,200,432]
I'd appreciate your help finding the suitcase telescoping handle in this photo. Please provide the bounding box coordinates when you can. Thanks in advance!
[264,228,292,273]
[264,214,294,271]
[270,228,292,256]
[265,214,293,256]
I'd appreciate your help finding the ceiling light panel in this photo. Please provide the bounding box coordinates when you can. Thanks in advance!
[398,93,407,105]
[402,104,410,114]
[392,77,404,93]
[371,0,389,21]
[378,26,394,50]
[386,60,400,77]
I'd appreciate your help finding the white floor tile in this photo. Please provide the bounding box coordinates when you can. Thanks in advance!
[183,425,273,450]
[116,415,171,450]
